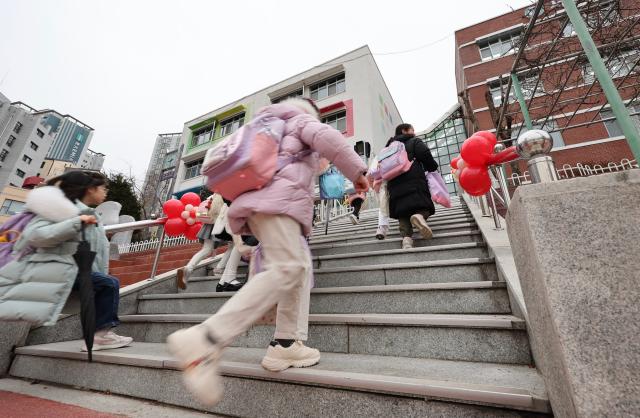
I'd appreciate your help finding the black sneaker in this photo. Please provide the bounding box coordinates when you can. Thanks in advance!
[216,281,245,292]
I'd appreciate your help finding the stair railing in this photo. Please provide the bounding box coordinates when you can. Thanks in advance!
[105,219,167,280]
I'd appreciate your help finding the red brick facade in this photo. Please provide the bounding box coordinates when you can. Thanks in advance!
[454,0,639,172]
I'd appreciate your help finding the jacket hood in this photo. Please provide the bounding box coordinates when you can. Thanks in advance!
[262,98,320,121]
[393,134,415,143]
[25,186,80,222]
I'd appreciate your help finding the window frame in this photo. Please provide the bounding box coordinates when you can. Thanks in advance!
[22,155,32,164]
[7,135,16,147]
[184,158,204,180]
[36,129,45,138]
[218,113,245,138]
[477,30,521,62]
[191,124,215,148]
[0,149,8,162]
[310,73,346,101]
[16,169,26,178]
[30,142,39,151]
[13,122,23,134]
[321,110,348,133]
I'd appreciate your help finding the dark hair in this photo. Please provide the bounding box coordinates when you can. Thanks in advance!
[395,123,414,136]
[47,170,108,202]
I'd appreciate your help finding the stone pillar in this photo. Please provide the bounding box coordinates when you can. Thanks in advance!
[0,321,30,375]
[506,170,640,417]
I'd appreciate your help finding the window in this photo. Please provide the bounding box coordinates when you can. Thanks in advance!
[478,30,521,61]
[583,50,639,84]
[30,142,39,151]
[488,74,543,107]
[40,161,45,168]
[272,89,304,104]
[6,135,15,147]
[524,5,543,18]
[586,1,619,28]
[184,158,204,179]
[601,107,640,138]
[13,122,22,134]
[16,169,25,178]
[310,73,345,101]
[321,110,347,132]
[36,129,44,138]
[191,124,215,147]
[219,113,245,137]
[0,149,8,162]
[562,22,576,38]
[0,199,25,216]
[22,155,32,164]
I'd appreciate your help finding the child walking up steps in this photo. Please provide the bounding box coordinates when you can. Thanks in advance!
[167,98,369,406]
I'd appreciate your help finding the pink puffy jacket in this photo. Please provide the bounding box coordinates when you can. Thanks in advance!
[228,99,367,237]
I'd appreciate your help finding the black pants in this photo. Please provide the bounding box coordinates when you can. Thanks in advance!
[351,198,364,218]
[398,210,432,238]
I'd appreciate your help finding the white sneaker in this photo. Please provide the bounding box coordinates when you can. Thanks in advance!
[349,214,359,225]
[410,214,433,239]
[402,237,414,249]
[167,326,224,406]
[82,331,133,351]
[375,225,388,240]
[261,341,321,372]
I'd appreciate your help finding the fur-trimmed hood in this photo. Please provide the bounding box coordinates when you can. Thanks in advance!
[25,186,80,222]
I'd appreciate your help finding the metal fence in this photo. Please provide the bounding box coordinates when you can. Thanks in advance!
[118,235,198,254]
[508,158,638,186]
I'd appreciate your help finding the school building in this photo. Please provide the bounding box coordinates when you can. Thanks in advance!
[172,45,403,198]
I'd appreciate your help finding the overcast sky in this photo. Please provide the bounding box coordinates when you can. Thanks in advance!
[0,0,532,181]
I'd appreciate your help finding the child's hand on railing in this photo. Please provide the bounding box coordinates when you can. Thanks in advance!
[80,215,98,225]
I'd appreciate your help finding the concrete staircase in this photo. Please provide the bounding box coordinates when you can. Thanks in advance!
[8,201,551,417]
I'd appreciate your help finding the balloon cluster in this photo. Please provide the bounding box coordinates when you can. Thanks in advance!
[162,192,203,240]
[450,131,519,196]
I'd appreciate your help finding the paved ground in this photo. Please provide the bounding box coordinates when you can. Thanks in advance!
[0,378,221,418]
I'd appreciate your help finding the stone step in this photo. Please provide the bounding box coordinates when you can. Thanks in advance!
[114,313,531,364]
[313,258,498,288]
[313,216,475,237]
[314,242,488,269]
[11,343,550,416]
[138,281,511,315]
[310,222,478,245]
[314,213,473,234]
[310,231,483,256]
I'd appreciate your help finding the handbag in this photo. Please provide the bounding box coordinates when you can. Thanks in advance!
[426,171,452,208]
[319,166,345,200]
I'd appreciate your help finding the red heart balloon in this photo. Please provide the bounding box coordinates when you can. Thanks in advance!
[165,217,188,237]
[185,223,202,240]
[475,131,498,146]
[459,166,491,196]
[162,199,185,219]
[180,192,201,207]
[461,135,494,166]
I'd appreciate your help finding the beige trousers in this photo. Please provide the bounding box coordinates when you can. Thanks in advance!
[202,214,312,344]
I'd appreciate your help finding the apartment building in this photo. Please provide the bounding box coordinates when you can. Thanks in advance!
[141,132,182,216]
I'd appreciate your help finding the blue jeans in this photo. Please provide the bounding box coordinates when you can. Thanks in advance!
[74,272,121,331]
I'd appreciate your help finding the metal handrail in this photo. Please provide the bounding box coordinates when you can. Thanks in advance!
[104,219,164,234]
[105,218,167,280]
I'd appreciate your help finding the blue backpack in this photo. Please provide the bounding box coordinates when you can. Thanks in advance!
[319,166,345,200]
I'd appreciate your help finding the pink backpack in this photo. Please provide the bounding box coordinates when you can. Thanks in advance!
[377,141,413,181]
[201,112,286,201]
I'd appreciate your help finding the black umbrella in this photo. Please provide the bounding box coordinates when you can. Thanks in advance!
[74,222,96,362]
